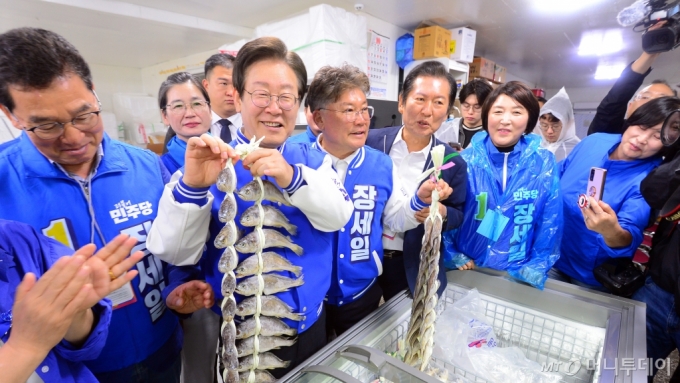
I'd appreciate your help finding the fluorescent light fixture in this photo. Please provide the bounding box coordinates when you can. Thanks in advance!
[41,0,253,37]
[578,29,624,56]
[533,0,605,13]
[594,63,625,80]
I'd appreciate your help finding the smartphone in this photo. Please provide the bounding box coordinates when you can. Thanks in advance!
[586,167,607,201]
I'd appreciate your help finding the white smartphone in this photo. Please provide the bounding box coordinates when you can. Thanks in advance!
[586,167,607,201]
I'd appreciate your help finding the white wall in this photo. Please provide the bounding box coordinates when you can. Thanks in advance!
[506,72,537,88]
[141,49,218,100]
[544,86,609,110]
[90,64,144,113]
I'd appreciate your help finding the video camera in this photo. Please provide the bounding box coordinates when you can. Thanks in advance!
[619,0,680,53]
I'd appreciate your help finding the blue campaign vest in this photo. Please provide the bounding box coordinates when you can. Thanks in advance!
[0,133,180,373]
[203,131,334,333]
[311,144,394,305]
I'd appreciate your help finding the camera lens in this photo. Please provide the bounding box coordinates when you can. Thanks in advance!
[590,169,594,181]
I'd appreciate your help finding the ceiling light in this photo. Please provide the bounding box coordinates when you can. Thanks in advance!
[578,29,624,56]
[41,0,253,37]
[533,0,605,13]
[594,63,625,80]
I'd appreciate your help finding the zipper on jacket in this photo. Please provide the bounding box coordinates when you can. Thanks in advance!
[502,153,509,192]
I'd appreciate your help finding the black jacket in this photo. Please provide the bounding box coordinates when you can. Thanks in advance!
[587,63,652,135]
[365,126,467,297]
[641,152,680,314]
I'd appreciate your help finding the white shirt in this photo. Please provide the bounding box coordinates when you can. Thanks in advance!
[210,111,242,141]
[383,127,433,251]
[318,134,420,234]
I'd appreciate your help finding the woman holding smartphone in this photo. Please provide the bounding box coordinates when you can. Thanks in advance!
[550,96,680,289]
[446,81,562,289]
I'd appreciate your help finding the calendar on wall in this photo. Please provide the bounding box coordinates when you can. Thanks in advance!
[368,30,390,99]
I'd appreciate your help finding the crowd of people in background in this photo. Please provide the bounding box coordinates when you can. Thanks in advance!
[1,22,680,383]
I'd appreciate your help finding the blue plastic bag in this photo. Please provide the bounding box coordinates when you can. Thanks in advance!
[395,33,414,69]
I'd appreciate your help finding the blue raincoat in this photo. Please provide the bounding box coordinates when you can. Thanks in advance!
[444,132,563,289]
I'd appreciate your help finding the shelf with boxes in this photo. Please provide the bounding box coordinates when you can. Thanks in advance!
[407,23,481,91]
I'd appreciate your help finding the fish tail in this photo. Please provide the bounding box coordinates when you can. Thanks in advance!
[290,266,302,277]
[281,360,291,368]
[287,312,303,321]
[285,223,298,236]
[290,243,304,256]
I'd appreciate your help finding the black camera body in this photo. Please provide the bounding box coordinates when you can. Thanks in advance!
[642,0,680,53]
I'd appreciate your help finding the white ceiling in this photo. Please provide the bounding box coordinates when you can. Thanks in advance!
[1,0,680,89]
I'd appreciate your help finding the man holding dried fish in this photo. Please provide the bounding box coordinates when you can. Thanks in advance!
[365,61,468,301]
[147,37,354,378]
[306,64,454,336]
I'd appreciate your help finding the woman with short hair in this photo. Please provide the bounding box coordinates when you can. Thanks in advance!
[447,81,563,289]
[552,96,680,290]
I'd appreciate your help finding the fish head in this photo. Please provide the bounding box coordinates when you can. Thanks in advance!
[240,210,256,226]
[237,184,254,200]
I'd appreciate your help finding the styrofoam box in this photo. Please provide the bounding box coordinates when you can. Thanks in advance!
[255,4,367,82]
[449,27,476,63]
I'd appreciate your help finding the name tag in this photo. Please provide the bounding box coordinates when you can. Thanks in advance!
[476,209,509,242]
[107,282,137,309]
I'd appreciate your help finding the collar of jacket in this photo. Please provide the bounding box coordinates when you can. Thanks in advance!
[311,137,367,170]
[19,133,128,180]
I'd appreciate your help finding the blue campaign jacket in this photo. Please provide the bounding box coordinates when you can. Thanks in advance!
[0,220,112,383]
[287,126,317,145]
[556,133,660,286]
[160,135,187,175]
[365,126,467,297]
[311,144,397,305]
[201,130,335,333]
[0,133,191,373]
[448,132,563,289]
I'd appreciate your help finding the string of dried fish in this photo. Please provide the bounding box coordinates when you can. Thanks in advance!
[216,157,240,383]
[404,145,447,372]
[231,136,302,382]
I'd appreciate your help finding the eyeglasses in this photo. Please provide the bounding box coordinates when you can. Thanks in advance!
[539,123,562,132]
[245,89,298,111]
[13,93,103,140]
[320,106,374,122]
[23,111,102,140]
[461,103,482,112]
[165,100,210,115]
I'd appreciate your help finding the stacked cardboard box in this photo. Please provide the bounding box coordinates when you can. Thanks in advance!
[413,24,451,59]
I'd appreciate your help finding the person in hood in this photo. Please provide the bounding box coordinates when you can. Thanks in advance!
[537,87,580,162]
[445,81,563,290]
[551,97,680,290]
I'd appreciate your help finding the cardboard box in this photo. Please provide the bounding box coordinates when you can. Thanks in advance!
[493,64,507,83]
[469,57,495,81]
[449,27,476,63]
[413,24,451,59]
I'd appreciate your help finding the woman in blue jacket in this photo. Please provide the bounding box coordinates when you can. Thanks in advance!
[160,72,213,175]
[551,97,680,289]
[448,81,563,289]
